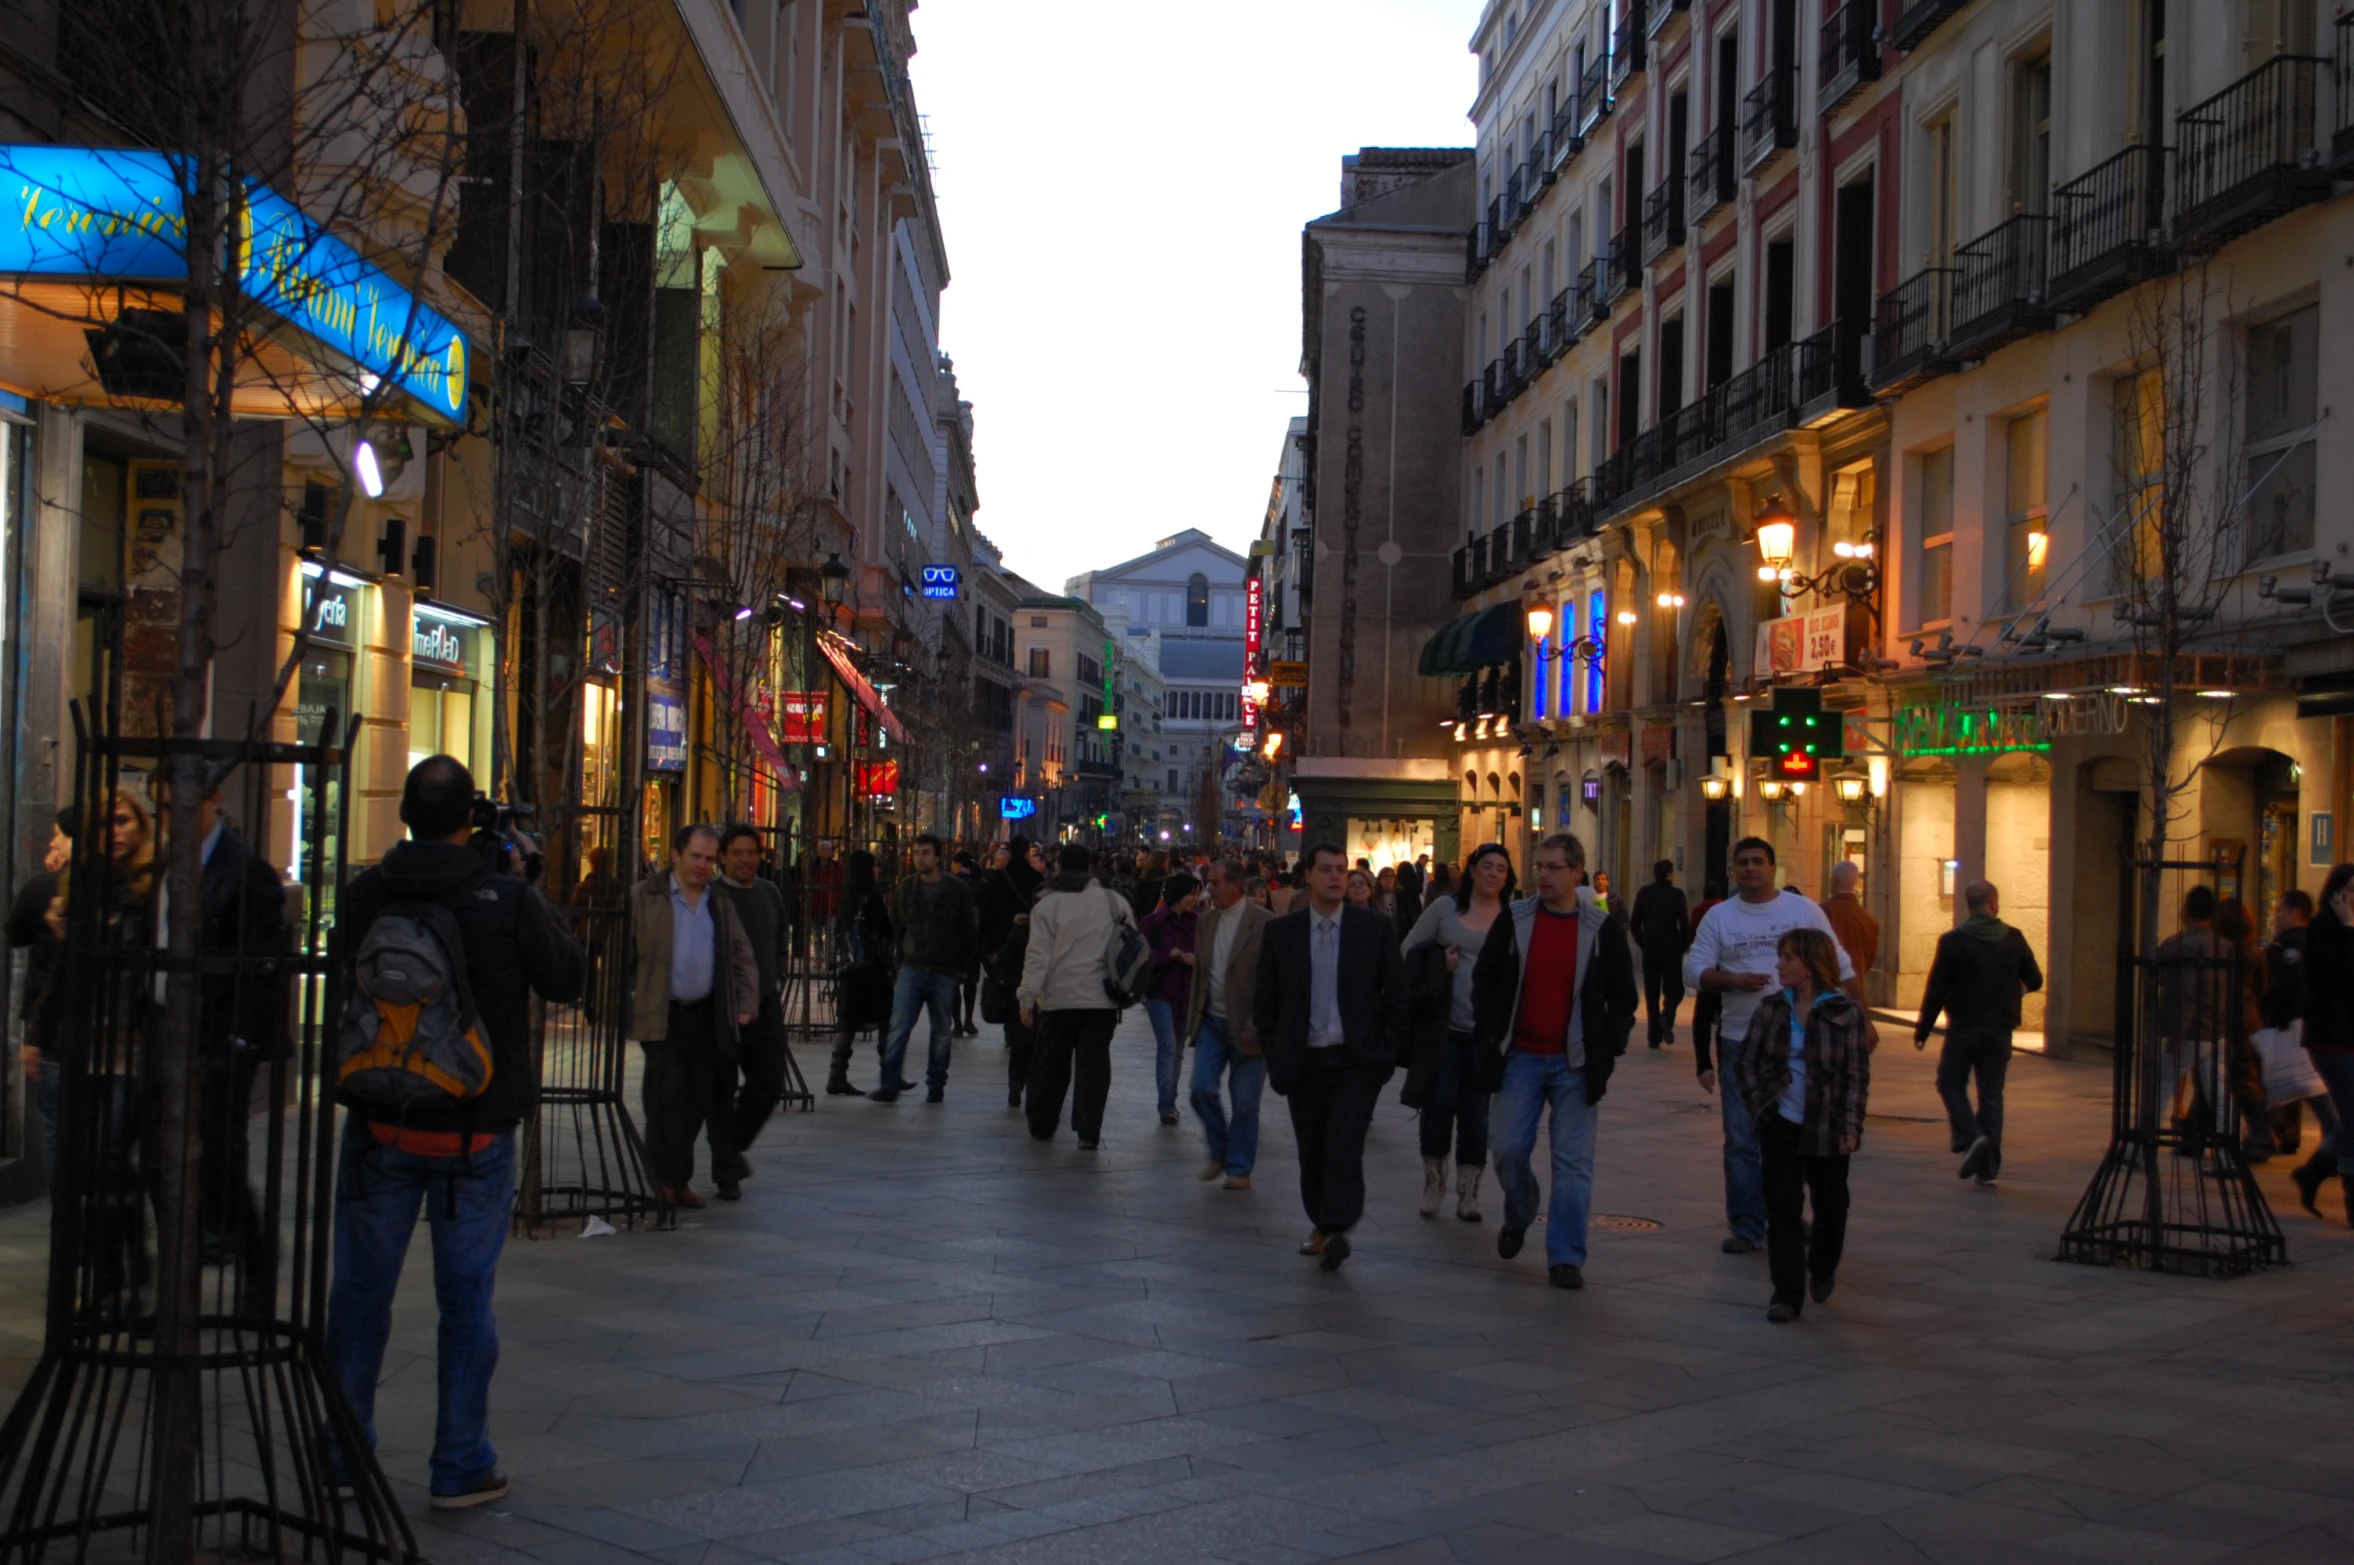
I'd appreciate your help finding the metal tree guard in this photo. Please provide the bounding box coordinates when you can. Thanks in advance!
[514,902,666,1233]
[2059,849,2288,1277]
[0,712,416,1561]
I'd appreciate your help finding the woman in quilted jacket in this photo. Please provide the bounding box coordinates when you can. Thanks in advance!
[1733,927,1871,1322]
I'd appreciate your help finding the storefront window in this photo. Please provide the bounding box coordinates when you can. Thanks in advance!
[410,602,489,776]
[292,563,364,930]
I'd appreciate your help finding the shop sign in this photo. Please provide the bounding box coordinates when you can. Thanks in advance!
[300,566,359,649]
[1639,726,1675,763]
[1242,578,1265,729]
[2314,812,2335,866]
[646,689,687,773]
[1892,703,2051,758]
[1752,607,1846,679]
[855,758,900,797]
[0,146,469,420]
[1000,795,1038,821]
[411,605,480,676]
[771,689,828,744]
[920,565,960,600]
[1268,660,1309,688]
[1598,731,1632,770]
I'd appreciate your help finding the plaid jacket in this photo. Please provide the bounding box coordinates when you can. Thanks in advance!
[1732,987,1872,1157]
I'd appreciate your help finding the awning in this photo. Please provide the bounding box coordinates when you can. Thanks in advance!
[818,637,911,745]
[693,632,799,793]
[1418,603,1523,676]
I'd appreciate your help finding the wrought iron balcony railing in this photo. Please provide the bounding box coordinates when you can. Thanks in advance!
[1576,258,1611,330]
[2049,144,2171,314]
[1891,0,1971,52]
[1741,65,1798,176]
[1795,318,1871,415]
[1871,267,1955,392]
[1948,213,2053,361]
[2173,53,2329,251]
[1688,123,1735,224]
[1818,0,1881,116]
[1640,176,1686,264]
[1613,5,1647,89]
[1579,52,1613,135]
[1549,98,1583,172]
[1646,0,1688,39]
[1611,223,1641,295]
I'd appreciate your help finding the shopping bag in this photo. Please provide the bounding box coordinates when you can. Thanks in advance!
[2254,1023,2325,1106]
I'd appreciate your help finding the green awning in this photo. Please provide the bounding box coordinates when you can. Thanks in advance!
[1418,602,1523,676]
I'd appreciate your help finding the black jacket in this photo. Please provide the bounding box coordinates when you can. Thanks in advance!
[6,870,61,1052]
[1629,880,1691,957]
[1252,903,1407,1094]
[2262,925,2308,1031]
[187,827,290,1059]
[891,872,977,972]
[1468,896,1639,1104]
[1397,941,1455,1109]
[1915,922,2044,1038]
[339,839,587,1133]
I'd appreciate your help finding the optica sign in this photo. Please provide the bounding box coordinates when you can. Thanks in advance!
[0,146,469,422]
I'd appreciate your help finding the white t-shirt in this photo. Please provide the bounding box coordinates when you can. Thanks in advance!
[1683,891,1855,1048]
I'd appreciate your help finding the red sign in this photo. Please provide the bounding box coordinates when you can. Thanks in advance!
[854,758,900,796]
[1242,577,1265,731]
[771,690,828,744]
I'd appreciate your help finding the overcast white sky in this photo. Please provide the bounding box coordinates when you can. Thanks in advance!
[909,2,1485,590]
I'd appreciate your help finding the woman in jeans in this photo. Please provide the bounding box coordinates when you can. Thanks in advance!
[1733,928,1871,1322]
[1402,844,1514,1222]
[1138,874,1200,1126]
[2298,864,2354,1224]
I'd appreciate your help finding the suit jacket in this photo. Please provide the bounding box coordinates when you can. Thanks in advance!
[195,827,289,1058]
[627,872,760,1045]
[1252,902,1406,1094]
[1184,898,1271,1052]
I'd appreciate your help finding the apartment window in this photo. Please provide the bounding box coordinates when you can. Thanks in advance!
[1591,379,1610,466]
[2011,52,2052,217]
[1186,572,1210,626]
[1915,446,1955,626]
[1536,419,1553,497]
[1471,466,1485,533]
[1514,435,1529,512]
[1028,647,1051,678]
[2001,410,2049,613]
[1617,350,1641,447]
[2244,303,2318,562]
[2113,368,2165,589]
[1926,115,1957,267]
[1764,237,1795,350]
[1658,316,1685,420]
[1494,455,1508,529]
[1562,400,1580,482]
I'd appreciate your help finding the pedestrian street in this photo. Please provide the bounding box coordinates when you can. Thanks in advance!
[1,1013,2345,1565]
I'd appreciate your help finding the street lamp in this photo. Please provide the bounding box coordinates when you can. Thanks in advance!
[819,552,851,614]
[1833,768,1869,805]
[1757,778,1788,802]
[1699,774,1731,802]
[1753,497,1797,582]
[1526,603,1555,640]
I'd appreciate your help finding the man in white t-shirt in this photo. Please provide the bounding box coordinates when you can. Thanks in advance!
[1685,837,1870,1254]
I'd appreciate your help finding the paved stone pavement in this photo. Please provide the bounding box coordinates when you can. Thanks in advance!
[2,1012,2351,1565]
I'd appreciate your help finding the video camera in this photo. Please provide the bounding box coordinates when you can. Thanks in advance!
[468,796,544,884]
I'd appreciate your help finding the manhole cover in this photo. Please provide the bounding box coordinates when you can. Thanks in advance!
[1591,1213,1662,1232]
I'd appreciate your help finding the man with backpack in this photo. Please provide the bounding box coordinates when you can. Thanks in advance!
[1016,843,1136,1148]
[326,756,586,1510]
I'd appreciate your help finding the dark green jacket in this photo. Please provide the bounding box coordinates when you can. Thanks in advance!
[892,872,977,972]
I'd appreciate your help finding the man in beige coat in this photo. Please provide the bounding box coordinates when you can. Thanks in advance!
[629,824,759,1207]
[1186,858,1273,1188]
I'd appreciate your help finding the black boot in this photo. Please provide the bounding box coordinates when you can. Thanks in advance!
[826,1074,866,1097]
[2291,1159,2327,1216]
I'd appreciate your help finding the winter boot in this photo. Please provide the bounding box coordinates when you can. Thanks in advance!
[1419,1157,1445,1218]
[1456,1166,1485,1223]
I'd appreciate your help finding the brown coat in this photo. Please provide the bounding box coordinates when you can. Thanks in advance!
[1184,898,1271,1054]
[627,872,760,1044]
[1822,893,1880,980]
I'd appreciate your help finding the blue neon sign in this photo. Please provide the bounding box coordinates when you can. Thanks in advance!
[0,146,469,421]
[921,565,960,600]
[1000,796,1038,821]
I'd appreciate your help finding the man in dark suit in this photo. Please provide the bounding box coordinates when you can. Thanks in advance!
[1254,840,1407,1272]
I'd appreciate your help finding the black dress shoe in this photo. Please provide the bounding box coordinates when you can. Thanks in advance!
[869,1088,901,1104]
[1810,1272,1835,1303]
[1498,1227,1525,1260]
[1766,1299,1801,1323]
[1318,1233,1351,1271]
[715,1181,742,1202]
[926,1085,944,1103]
[826,1079,867,1097]
[1721,1234,1759,1254]
[1549,1263,1583,1290]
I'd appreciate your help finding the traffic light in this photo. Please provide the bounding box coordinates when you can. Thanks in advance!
[1749,688,1844,781]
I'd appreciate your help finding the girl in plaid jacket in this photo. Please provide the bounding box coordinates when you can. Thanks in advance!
[1733,928,1872,1322]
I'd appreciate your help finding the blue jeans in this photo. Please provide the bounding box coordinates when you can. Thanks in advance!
[1492,1050,1598,1268]
[2304,1049,2354,1180]
[1146,999,1183,1117]
[325,1116,515,1497]
[1719,1037,1767,1242]
[880,967,960,1090]
[1188,1014,1267,1176]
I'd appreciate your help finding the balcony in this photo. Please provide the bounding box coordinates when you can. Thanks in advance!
[1549,100,1582,173]
[2049,144,2172,315]
[1871,267,1955,393]
[1522,318,1545,376]
[1487,194,1512,247]
[1612,6,1646,89]
[1646,0,1688,39]
[2336,16,2354,173]
[1585,342,1806,523]
[1688,123,1735,224]
[1594,241,1628,310]
[1891,0,1970,52]
[1515,157,1540,219]
[1947,214,2052,361]
[1718,340,1798,448]
[1464,221,1492,282]
[1452,542,1476,599]
[1501,339,1528,399]
[1483,358,1507,408]
[1640,177,1686,264]
[1579,52,1613,135]
[2173,53,2329,252]
[1818,0,1881,117]
[1545,287,1577,360]
[1576,258,1611,330]
[1614,223,1642,294]
[1461,379,1490,435]
[1795,319,1872,420]
[1741,65,1798,176]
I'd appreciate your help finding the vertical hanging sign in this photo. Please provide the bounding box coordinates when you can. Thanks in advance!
[1241,577,1265,733]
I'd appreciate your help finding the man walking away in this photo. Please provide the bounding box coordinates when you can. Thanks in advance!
[1187,859,1271,1188]
[628,825,759,1206]
[1686,839,1861,1255]
[1252,841,1407,1272]
[1630,859,1690,1049]
[329,756,586,1509]
[1914,880,2042,1186]
[715,825,792,1187]
[1018,844,1131,1146]
[1471,833,1636,1290]
[876,834,977,1104]
[1821,862,1879,1001]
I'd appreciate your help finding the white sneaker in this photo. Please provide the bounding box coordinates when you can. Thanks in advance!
[1419,1157,1446,1219]
[1457,1166,1485,1223]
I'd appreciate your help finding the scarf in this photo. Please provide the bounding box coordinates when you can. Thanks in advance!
[1960,913,2009,943]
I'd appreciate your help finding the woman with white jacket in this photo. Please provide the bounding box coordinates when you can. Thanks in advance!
[1018,843,1137,1148]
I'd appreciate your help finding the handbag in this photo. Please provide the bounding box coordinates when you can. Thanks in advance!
[1100,889,1151,1008]
[980,968,1015,1025]
[2254,1022,2325,1106]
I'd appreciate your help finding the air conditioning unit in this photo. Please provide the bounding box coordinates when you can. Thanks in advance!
[1664,756,1686,790]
